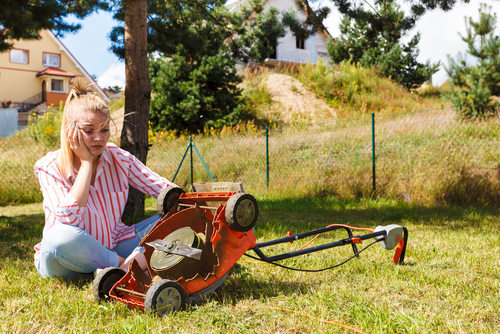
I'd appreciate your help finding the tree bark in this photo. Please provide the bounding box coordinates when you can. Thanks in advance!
[121,0,150,221]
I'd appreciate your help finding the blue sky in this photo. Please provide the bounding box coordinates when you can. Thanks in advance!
[59,0,500,89]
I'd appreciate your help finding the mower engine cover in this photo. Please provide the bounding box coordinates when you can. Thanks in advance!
[374,225,404,250]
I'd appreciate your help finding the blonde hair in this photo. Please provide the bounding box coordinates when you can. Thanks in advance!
[59,77,110,178]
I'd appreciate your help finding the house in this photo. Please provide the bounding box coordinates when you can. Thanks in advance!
[0,29,109,115]
[227,0,333,71]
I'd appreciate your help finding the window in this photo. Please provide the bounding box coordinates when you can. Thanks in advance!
[43,53,60,67]
[51,79,64,93]
[10,49,29,64]
[296,37,305,50]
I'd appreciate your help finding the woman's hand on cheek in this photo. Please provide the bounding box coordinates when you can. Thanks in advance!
[68,123,93,162]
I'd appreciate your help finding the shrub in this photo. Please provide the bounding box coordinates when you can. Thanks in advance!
[27,103,63,148]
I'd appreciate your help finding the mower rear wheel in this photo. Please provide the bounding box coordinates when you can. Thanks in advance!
[145,279,186,316]
[225,193,259,232]
[92,267,126,301]
[157,187,185,217]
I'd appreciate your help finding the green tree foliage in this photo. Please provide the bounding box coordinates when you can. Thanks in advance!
[0,0,107,52]
[110,0,291,134]
[444,3,500,119]
[281,0,331,41]
[326,1,440,89]
[106,85,122,92]
[149,50,242,133]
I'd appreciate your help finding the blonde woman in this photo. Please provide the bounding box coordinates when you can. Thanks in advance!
[34,78,176,279]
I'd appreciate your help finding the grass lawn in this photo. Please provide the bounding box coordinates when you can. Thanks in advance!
[0,197,499,333]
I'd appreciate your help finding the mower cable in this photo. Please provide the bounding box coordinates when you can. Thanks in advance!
[298,224,375,251]
[234,304,368,334]
[244,239,382,272]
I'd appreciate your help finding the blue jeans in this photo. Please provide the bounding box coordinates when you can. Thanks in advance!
[37,214,160,279]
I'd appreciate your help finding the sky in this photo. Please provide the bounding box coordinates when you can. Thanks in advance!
[59,0,500,90]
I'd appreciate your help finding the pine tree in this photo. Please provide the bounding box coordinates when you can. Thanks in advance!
[444,3,500,119]
[149,49,243,133]
[110,0,290,134]
[327,1,439,89]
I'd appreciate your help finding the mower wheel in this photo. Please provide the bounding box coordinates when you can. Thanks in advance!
[157,187,185,217]
[225,193,259,232]
[92,267,126,301]
[145,279,186,316]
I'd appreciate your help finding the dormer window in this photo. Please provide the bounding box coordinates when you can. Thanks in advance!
[43,53,60,67]
[10,49,29,64]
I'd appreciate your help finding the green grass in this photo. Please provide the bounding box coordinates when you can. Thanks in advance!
[1,198,499,333]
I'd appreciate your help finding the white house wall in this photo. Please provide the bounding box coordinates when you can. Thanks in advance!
[263,0,332,65]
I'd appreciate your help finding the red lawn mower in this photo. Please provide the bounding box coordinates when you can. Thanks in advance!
[92,183,408,317]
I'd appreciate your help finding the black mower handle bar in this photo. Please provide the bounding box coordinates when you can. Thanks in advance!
[251,225,408,264]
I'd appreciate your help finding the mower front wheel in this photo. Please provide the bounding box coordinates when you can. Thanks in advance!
[92,267,126,301]
[145,279,186,316]
[225,193,259,232]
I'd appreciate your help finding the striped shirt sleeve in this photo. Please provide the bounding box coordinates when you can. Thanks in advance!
[127,154,177,198]
[34,156,85,226]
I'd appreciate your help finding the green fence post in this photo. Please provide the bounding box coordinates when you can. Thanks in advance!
[190,136,193,187]
[266,126,269,187]
[371,113,376,192]
[172,140,191,183]
[192,142,215,182]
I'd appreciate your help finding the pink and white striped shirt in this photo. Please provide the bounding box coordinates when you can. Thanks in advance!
[33,143,176,265]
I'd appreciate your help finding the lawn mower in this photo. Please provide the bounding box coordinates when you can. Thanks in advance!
[92,183,408,317]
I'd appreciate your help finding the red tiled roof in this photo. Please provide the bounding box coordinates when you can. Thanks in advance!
[36,67,76,78]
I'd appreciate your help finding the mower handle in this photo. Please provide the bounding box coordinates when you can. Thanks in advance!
[251,225,408,265]
[252,227,386,263]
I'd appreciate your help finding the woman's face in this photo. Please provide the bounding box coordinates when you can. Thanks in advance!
[73,110,111,157]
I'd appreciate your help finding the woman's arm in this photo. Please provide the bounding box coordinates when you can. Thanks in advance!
[67,123,94,207]
[70,159,92,207]
[127,152,178,198]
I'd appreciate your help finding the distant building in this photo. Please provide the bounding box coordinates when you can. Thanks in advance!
[227,0,333,71]
[0,29,108,113]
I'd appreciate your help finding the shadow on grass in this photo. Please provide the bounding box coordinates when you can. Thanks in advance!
[0,213,44,263]
[256,197,500,233]
[197,263,310,305]
[0,209,158,265]
[1,198,498,273]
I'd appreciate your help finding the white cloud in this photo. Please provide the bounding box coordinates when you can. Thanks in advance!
[97,63,126,89]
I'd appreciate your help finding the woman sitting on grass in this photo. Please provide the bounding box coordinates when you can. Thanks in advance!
[34,77,176,279]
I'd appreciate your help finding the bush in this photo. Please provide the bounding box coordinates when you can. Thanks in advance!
[27,103,63,147]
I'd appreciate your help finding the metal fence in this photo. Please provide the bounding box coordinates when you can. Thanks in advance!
[148,107,500,202]
[1,107,499,206]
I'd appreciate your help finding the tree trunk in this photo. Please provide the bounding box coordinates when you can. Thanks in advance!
[121,0,150,221]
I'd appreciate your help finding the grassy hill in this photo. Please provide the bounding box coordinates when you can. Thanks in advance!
[239,60,443,126]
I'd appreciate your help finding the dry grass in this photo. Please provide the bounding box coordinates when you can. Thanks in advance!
[268,60,442,119]
[2,106,499,207]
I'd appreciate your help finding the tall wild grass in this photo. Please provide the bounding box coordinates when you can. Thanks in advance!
[2,107,499,207]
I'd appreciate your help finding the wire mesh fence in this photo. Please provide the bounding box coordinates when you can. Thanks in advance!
[1,107,499,206]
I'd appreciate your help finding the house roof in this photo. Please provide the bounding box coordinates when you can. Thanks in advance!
[36,67,76,78]
[45,30,110,102]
